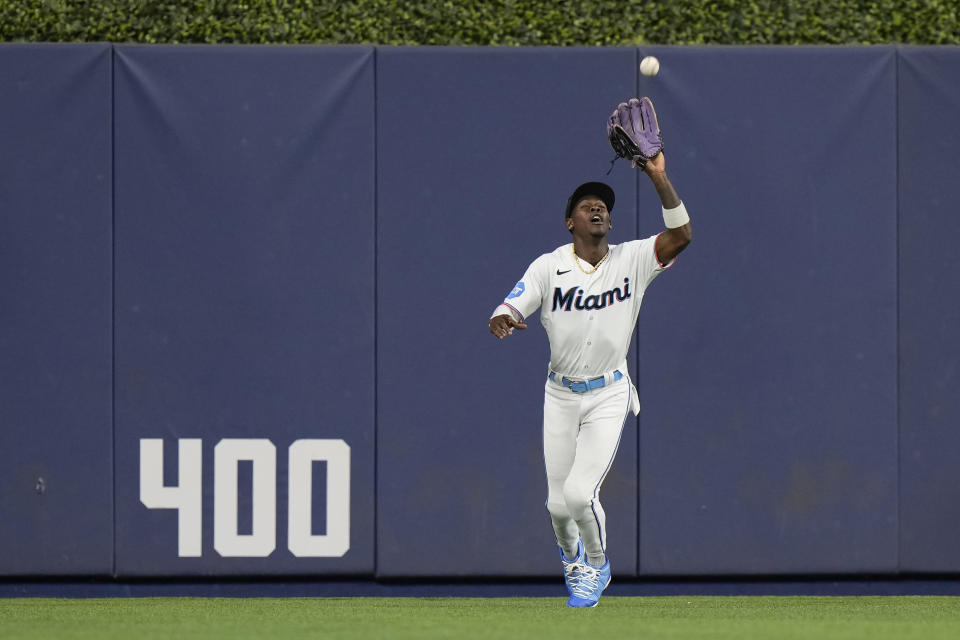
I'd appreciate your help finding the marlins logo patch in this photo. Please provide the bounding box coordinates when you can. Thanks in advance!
[507,281,525,299]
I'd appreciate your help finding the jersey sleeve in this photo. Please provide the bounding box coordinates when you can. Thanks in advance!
[491,254,549,321]
[628,234,675,289]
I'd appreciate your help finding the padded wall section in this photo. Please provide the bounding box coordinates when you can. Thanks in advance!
[898,46,960,572]
[0,44,114,575]
[376,47,640,577]
[6,43,960,580]
[635,47,899,574]
[113,46,376,575]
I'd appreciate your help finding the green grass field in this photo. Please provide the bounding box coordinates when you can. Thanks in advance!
[2,596,960,639]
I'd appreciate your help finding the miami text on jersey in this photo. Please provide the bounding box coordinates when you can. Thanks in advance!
[551,277,632,312]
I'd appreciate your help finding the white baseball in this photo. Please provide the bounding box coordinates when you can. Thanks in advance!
[640,56,660,77]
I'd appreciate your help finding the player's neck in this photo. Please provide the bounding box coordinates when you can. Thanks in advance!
[572,237,609,266]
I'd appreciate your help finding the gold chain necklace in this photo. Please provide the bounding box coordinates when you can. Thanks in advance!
[572,244,610,274]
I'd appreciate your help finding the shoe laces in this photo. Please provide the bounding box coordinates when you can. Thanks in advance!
[569,562,601,598]
[562,557,580,581]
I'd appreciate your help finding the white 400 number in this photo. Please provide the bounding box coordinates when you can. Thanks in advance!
[139,438,350,558]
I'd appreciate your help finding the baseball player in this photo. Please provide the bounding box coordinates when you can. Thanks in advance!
[488,98,691,607]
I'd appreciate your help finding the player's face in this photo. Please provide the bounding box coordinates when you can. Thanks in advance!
[568,196,611,238]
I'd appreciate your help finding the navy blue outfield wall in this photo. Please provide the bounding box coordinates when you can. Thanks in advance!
[897,46,960,573]
[0,44,114,576]
[634,46,898,576]
[111,45,376,576]
[1,43,959,579]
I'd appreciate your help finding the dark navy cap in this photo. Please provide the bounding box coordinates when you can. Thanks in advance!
[565,181,615,219]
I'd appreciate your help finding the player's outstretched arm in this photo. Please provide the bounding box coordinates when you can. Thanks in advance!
[642,152,692,264]
[489,313,527,339]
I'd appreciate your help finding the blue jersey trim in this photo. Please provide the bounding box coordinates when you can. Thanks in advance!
[501,302,525,323]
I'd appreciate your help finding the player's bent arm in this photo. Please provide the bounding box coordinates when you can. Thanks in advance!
[644,153,692,265]
[655,222,692,265]
[489,255,549,339]
[643,155,680,209]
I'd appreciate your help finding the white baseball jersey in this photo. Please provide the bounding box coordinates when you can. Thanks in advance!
[494,235,672,379]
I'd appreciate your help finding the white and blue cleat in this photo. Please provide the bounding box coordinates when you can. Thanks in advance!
[559,540,585,599]
[566,555,611,608]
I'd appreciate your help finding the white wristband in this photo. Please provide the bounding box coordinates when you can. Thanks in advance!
[662,201,690,229]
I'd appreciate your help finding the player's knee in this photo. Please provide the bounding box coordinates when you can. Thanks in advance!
[546,498,569,521]
[562,481,593,517]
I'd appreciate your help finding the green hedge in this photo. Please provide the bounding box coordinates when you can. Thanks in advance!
[2,0,959,45]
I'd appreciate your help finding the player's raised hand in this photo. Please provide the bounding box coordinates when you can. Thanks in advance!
[639,149,665,174]
[489,314,528,339]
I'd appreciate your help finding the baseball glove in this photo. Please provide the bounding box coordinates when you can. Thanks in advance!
[606,97,663,169]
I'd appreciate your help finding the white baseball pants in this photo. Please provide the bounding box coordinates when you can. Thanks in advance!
[543,374,634,563]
